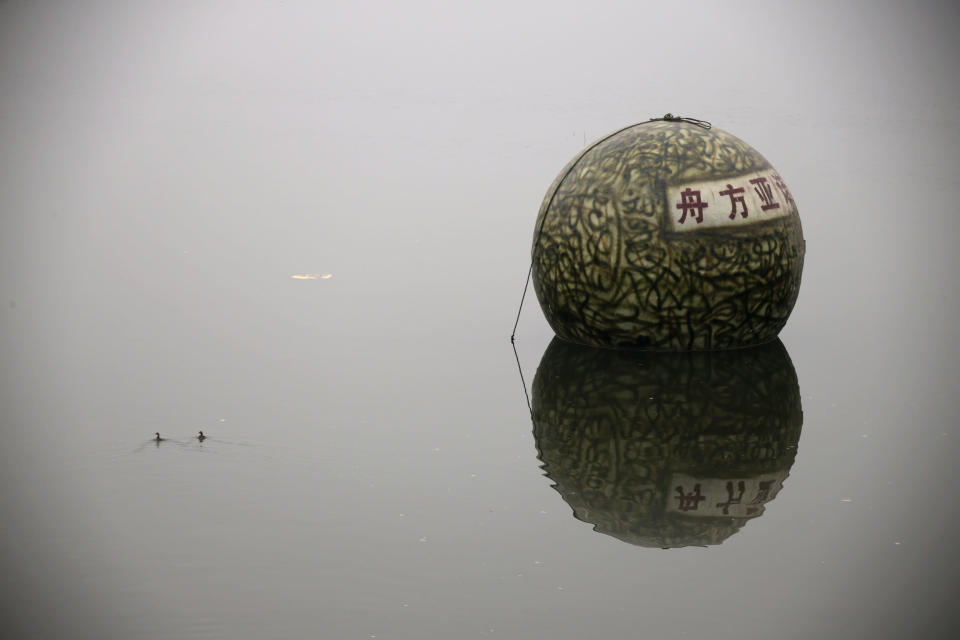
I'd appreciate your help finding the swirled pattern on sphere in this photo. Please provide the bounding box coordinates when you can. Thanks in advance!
[532,121,805,350]
[532,338,803,548]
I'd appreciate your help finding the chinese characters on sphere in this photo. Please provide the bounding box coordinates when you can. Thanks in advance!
[671,171,795,231]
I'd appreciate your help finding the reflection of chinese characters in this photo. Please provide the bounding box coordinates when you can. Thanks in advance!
[745,480,774,516]
[674,484,706,511]
[716,481,746,515]
[676,188,708,224]
[670,477,782,516]
[750,480,774,504]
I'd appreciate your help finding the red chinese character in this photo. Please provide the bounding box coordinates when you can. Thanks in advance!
[719,184,748,219]
[674,484,706,512]
[676,188,708,224]
[749,480,774,504]
[749,177,780,212]
[715,480,746,515]
[770,173,795,207]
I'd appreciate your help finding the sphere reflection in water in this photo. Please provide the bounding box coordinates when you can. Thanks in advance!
[532,338,803,548]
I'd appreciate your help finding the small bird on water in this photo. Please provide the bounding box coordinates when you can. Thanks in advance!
[198,431,206,441]
[154,432,165,442]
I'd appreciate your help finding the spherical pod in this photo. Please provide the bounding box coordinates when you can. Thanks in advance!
[531,117,805,350]
[532,337,803,548]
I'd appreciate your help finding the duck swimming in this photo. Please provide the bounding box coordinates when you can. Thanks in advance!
[198,431,206,441]
[154,432,165,442]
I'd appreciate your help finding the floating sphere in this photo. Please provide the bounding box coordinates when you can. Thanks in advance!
[532,337,803,548]
[532,117,805,350]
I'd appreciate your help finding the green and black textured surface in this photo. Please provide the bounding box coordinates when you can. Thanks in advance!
[532,337,803,548]
[532,120,805,350]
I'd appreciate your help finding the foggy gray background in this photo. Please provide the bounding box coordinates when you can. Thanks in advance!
[1,1,958,638]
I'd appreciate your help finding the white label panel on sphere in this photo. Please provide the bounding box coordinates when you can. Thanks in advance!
[666,472,789,518]
[666,170,796,232]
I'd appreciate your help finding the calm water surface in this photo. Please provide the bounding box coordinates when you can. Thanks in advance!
[2,2,958,638]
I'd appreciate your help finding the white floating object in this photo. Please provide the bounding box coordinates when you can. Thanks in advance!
[291,273,332,280]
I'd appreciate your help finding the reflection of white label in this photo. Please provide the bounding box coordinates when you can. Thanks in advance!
[666,472,789,518]
[666,170,796,231]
